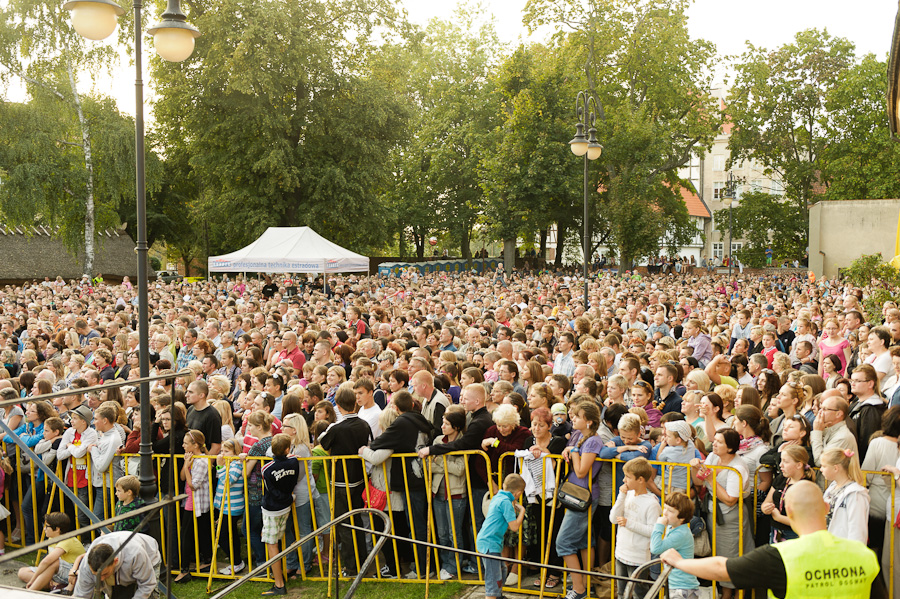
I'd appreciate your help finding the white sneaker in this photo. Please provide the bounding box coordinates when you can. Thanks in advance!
[505,572,519,586]
[439,569,453,581]
[10,528,20,543]
[404,570,419,579]
[218,561,245,575]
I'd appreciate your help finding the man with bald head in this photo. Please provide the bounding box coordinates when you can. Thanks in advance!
[811,389,858,466]
[420,383,493,531]
[661,481,880,598]
[411,371,449,441]
[660,480,886,599]
[277,331,305,372]
[497,340,513,362]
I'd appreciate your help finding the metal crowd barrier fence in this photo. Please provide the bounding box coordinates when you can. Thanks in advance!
[1,448,894,599]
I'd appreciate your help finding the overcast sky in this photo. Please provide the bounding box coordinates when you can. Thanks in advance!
[5,0,897,115]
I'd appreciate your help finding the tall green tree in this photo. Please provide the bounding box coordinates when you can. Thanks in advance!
[0,0,132,274]
[481,43,583,267]
[822,54,900,200]
[151,0,408,259]
[524,0,720,268]
[726,29,855,252]
[387,6,502,260]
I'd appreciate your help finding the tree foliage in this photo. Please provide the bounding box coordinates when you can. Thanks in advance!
[385,6,502,259]
[716,191,806,267]
[0,0,134,274]
[822,54,900,201]
[727,29,855,251]
[480,42,582,265]
[523,0,720,268]
[151,0,409,259]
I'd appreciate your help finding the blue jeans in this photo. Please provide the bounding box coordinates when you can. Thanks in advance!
[482,552,506,598]
[22,483,45,545]
[285,502,314,573]
[433,495,466,575]
[556,497,599,557]
[407,489,429,574]
[245,504,264,567]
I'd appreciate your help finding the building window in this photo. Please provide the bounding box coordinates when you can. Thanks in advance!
[713,155,726,171]
[713,181,725,199]
[731,242,743,254]
[713,243,724,259]
[771,179,784,196]
[750,179,762,193]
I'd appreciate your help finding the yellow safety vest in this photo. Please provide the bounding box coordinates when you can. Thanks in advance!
[771,529,878,599]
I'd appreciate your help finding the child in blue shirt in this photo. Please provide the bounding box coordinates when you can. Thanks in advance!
[599,413,652,488]
[476,473,526,599]
[649,491,699,598]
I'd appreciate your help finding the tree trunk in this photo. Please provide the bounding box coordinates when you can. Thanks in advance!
[460,225,471,261]
[182,255,192,277]
[539,228,548,260]
[414,229,425,259]
[398,225,406,260]
[503,239,516,274]
[66,58,94,278]
[554,223,566,268]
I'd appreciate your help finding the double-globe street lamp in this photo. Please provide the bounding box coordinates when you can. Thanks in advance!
[64,0,199,501]
[723,171,735,277]
[569,91,602,309]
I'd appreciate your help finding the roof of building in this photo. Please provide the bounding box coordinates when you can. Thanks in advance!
[680,184,711,218]
[0,226,137,281]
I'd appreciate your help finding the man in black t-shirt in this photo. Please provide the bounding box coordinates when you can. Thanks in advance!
[320,384,371,576]
[660,481,883,599]
[185,380,222,455]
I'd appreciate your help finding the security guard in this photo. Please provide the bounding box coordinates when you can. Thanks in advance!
[660,480,883,598]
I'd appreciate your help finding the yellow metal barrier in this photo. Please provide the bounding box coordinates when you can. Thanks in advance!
[5,446,894,599]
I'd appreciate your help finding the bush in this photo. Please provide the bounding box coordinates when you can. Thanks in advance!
[150,256,162,272]
[843,254,900,324]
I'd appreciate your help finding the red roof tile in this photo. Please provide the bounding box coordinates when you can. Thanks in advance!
[680,184,711,218]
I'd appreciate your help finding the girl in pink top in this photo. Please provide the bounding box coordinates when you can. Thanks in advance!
[818,318,851,377]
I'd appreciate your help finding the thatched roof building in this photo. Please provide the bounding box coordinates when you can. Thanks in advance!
[0,226,137,284]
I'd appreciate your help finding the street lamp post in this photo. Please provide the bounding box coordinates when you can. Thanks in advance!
[64,0,199,502]
[723,171,735,278]
[569,91,602,309]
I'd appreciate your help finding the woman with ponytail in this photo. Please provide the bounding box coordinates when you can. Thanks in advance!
[821,447,869,544]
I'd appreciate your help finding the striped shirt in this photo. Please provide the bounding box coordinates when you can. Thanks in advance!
[214,460,245,515]
[186,457,210,515]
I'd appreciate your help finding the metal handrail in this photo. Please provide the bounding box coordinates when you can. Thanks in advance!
[340,522,673,599]
[208,508,392,599]
[208,505,670,599]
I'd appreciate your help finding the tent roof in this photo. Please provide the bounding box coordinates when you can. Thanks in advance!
[208,227,369,273]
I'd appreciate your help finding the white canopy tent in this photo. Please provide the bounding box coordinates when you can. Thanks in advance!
[208,227,369,273]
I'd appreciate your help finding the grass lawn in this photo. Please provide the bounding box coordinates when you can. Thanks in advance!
[171,577,467,599]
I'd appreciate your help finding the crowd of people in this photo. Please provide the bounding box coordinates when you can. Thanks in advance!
[0,267,896,598]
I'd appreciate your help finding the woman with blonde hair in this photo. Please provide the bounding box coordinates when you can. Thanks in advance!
[606,374,628,406]
[323,365,346,405]
[684,369,711,394]
[281,413,314,577]
[213,400,235,444]
[821,447,868,543]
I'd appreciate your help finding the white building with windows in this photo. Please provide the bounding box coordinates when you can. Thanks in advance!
[696,86,785,263]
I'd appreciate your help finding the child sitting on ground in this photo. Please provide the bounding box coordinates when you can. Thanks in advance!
[476,473,526,599]
[17,512,84,591]
[610,457,660,599]
[649,492,699,599]
[112,475,147,532]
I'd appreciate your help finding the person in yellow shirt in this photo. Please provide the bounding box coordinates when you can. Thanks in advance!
[17,512,85,591]
[661,480,883,598]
